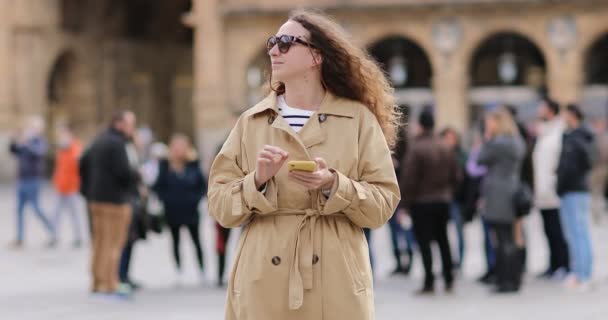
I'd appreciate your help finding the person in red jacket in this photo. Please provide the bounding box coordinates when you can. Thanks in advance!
[52,124,83,248]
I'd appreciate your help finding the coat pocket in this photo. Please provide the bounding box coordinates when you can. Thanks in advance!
[341,233,372,293]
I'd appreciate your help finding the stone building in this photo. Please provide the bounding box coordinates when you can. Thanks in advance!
[0,0,607,180]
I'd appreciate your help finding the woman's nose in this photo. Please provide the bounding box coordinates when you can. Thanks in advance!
[268,44,280,57]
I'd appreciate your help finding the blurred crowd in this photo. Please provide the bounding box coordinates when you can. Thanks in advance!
[6,98,608,299]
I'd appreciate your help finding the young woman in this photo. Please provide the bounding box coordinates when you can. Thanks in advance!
[208,10,400,320]
[153,134,207,285]
[478,108,526,293]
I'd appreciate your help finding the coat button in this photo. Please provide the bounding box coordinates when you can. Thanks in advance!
[271,256,281,266]
[318,114,327,123]
[312,254,319,265]
[268,115,275,124]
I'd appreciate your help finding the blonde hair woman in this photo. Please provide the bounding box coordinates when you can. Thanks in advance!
[478,107,525,293]
[208,9,400,320]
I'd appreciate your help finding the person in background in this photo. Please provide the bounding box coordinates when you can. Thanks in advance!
[390,107,416,276]
[466,129,495,285]
[52,124,84,248]
[478,108,525,293]
[590,118,608,224]
[212,115,239,288]
[557,104,596,291]
[532,98,570,279]
[440,127,467,271]
[118,129,150,291]
[79,110,139,299]
[9,115,56,249]
[153,134,207,286]
[402,109,461,295]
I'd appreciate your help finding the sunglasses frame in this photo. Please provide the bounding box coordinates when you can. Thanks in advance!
[267,35,316,54]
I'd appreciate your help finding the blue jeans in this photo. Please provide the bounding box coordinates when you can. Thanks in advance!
[450,203,465,268]
[388,211,416,265]
[16,178,54,242]
[53,193,82,242]
[482,218,496,272]
[560,192,593,282]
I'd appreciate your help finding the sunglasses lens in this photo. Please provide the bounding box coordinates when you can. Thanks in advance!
[267,37,277,51]
[278,36,293,53]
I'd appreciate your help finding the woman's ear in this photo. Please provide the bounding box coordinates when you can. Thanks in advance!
[312,51,323,67]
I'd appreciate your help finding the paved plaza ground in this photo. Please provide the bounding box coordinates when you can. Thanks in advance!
[0,184,607,319]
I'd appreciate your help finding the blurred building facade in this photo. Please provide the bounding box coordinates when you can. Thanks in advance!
[0,0,607,180]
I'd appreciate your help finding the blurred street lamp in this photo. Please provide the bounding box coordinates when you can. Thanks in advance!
[497,52,519,84]
[498,52,518,85]
[388,55,408,87]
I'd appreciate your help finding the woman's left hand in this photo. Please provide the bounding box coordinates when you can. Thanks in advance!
[288,157,336,190]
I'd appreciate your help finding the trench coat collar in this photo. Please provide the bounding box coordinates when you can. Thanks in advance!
[249,91,358,119]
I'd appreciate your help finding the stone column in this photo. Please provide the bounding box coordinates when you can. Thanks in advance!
[546,49,584,106]
[433,55,470,134]
[189,0,231,172]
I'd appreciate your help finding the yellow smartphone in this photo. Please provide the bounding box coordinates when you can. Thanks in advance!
[288,161,317,172]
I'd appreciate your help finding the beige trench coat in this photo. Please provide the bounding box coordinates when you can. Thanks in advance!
[208,92,400,320]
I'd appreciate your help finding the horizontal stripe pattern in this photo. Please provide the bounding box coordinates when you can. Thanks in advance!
[278,96,314,133]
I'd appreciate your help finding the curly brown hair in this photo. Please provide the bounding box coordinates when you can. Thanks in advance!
[270,9,400,147]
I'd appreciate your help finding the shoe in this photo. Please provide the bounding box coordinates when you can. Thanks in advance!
[577,281,594,293]
[391,266,407,276]
[46,239,58,248]
[113,283,134,301]
[493,285,519,294]
[445,282,454,294]
[72,240,82,249]
[217,279,225,288]
[8,240,24,250]
[414,286,435,296]
[124,280,142,291]
[551,268,568,281]
[563,274,579,289]
[478,272,496,285]
[536,269,553,279]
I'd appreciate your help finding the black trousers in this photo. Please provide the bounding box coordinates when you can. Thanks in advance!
[169,224,204,271]
[489,222,524,290]
[217,225,232,284]
[411,202,453,288]
[540,208,570,273]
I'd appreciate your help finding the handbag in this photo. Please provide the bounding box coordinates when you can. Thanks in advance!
[513,182,533,218]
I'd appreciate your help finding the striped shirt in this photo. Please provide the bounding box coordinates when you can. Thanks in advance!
[278,95,315,133]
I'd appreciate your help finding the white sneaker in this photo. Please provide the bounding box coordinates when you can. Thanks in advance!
[563,274,579,290]
[552,268,568,282]
[577,281,595,293]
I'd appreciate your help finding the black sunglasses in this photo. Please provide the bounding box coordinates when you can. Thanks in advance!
[266,35,316,54]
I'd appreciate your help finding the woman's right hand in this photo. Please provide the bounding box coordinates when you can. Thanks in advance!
[254,145,289,189]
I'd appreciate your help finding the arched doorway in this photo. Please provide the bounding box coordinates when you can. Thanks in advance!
[469,32,546,127]
[47,51,97,140]
[368,36,433,134]
[582,33,608,122]
[59,0,195,144]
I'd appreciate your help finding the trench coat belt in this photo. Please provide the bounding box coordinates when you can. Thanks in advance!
[271,208,345,310]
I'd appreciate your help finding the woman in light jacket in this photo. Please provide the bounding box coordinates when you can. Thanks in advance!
[208,10,400,320]
[478,107,525,293]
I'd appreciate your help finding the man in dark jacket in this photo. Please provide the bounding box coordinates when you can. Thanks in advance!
[401,109,461,294]
[557,104,596,289]
[80,110,139,297]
